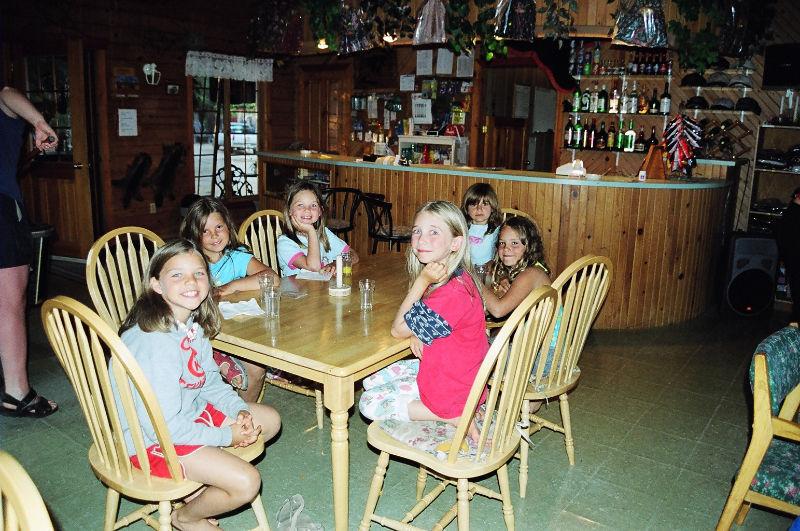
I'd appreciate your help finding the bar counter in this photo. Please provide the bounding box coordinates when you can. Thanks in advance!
[258,151,730,329]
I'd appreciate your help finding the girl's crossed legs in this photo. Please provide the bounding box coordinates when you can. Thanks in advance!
[173,403,280,530]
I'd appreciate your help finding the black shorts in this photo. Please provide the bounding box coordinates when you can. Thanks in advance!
[0,193,33,269]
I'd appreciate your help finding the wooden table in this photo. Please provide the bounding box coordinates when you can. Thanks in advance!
[213,254,411,531]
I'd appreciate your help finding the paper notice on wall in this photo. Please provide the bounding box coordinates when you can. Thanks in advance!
[436,49,454,75]
[456,53,474,78]
[512,84,531,119]
[416,49,433,75]
[118,109,138,136]
[400,74,415,91]
[412,98,433,124]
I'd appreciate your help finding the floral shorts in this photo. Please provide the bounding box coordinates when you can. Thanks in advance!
[359,359,420,422]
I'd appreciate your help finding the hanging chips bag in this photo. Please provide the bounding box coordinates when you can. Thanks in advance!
[413,0,446,45]
[495,0,537,42]
[339,4,373,55]
[611,0,668,48]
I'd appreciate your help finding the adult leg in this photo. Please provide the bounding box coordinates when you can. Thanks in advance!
[174,447,261,530]
[0,264,29,399]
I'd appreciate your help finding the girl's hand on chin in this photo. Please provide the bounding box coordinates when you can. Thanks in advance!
[421,262,447,284]
[292,215,315,235]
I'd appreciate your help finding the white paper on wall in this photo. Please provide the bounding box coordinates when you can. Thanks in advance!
[412,98,433,124]
[456,53,474,78]
[118,109,138,136]
[400,74,416,91]
[416,50,433,75]
[436,49,454,75]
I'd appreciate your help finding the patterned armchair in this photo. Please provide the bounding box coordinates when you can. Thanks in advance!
[716,325,800,530]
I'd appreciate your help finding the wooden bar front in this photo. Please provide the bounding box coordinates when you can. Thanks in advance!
[259,152,730,330]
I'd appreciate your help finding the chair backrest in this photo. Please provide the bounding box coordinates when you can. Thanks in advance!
[86,227,164,328]
[531,255,612,389]
[362,196,395,238]
[321,187,362,233]
[501,207,534,222]
[42,296,187,485]
[238,209,284,271]
[0,451,54,530]
[750,326,800,418]
[447,285,558,464]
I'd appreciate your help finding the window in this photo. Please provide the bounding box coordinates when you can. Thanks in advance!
[24,55,71,156]
[192,77,259,197]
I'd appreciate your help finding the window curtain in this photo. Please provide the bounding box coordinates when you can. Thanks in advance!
[185,51,273,82]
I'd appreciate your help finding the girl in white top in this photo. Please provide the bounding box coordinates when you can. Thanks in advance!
[461,183,502,266]
[277,181,359,276]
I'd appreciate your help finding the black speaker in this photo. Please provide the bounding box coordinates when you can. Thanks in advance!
[725,234,779,316]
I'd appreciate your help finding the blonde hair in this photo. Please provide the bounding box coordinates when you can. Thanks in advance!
[407,201,481,295]
[282,180,331,252]
[119,239,221,338]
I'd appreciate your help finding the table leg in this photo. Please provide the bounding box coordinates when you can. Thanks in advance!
[324,378,354,531]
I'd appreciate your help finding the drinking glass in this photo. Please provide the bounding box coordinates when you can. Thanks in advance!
[359,279,375,311]
[263,286,280,319]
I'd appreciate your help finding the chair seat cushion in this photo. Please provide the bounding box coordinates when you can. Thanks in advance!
[750,439,800,504]
[376,411,492,461]
[377,226,411,239]
[328,218,350,231]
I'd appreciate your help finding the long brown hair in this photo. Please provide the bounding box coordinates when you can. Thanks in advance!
[282,180,331,252]
[488,216,549,286]
[119,239,221,337]
[461,182,503,234]
[179,197,248,256]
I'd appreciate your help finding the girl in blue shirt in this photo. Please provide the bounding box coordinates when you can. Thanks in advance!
[461,183,502,266]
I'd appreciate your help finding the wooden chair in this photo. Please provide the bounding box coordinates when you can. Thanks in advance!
[359,286,558,531]
[238,209,284,272]
[518,255,612,497]
[321,187,362,243]
[500,207,534,222]
[41,296,270,531]
[86,226,164,328]
[361,195,411,254]
[716,326,800,530]
[0,451,54,530]
[238,209,324,430]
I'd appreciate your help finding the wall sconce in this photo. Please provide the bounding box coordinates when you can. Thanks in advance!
[317,39,328,50]
[383,33,398,43]
[143,63,161,86]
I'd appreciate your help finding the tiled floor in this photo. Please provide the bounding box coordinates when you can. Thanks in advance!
[0,269,795,530]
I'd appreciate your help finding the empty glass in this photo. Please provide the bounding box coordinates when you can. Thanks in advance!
[263,286,280,319]
[359,279,375,310]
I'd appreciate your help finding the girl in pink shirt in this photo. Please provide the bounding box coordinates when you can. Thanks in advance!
[359,201,488,428]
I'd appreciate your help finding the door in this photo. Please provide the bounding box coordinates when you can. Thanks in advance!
[298,66,351,155]
[15,39,94,257]
[482,116,529,170]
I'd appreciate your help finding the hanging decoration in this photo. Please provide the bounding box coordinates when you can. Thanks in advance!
[185,51,273,82]
[339,2,373,54]
[413,0,446,45]
[247,0,303,55]
[538,0,577,44]
[445,0,501,60]
[370,0,415,44]
[495,0,537,43]
[663,114,703,176]
[611,0,668,48]
[304,0,342,51]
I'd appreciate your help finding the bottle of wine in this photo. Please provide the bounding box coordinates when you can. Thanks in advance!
[589,82,599,113]
[635,126,646,152]
[564,116,574,147]
[624,120,636,152]
[583,47,592,76]
[648,126,659,146]
[617,120,626,152]
[573,116,583,148]
[597,84,608,113]
[638,53,647,75]
[659,81,671,115]
[608,121,616,150]
[588,119,597,149]
[629,53,638,75]
[638,86,649,114]
[649,88,659,114]
[573,85,582,112]
[596,121,608,150]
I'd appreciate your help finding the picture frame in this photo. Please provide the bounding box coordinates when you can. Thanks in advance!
[166,84,180,95]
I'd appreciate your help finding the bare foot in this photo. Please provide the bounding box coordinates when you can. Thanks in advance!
[171,510,219,530]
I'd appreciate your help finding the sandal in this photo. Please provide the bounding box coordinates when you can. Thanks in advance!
[0,388,58,418]
[212,350,249,390]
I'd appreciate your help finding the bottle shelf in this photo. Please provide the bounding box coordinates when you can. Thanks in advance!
[560,147,652,154]
[573,74,671,81]
[754,167,800,175]
[761,123,800,130]
[565,111,669,118]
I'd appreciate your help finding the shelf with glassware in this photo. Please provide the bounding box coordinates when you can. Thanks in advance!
[747,124,800,232]
[397,135,469,166]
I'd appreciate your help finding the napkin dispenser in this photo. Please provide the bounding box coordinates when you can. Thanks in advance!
[556,159,587,177]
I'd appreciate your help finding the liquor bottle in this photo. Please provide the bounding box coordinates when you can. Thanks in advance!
[624,119,636,152]
[616,120,625,152]
[599,60,607,76]
[638,53,646,75]
[592,42,602,74]
[649,88,659,114]
[607,121,617,150]
[581,86,591,112]
[638,86,649,114]
[583,47,592,76]
[648,126,659,146]
[644,54,652,75]
[564,116,574,147]
[589,82,599,113]
[628,82,638,114]
[609,84,619,114]
[619,85,628,115]
[573,116,583,148]
[659,52,668,75]
[597,84,608,113]
[573,85,582,112]
[588,119,597,149]
[634,126,646,152]
[596,121,608,150]
[659,81,671,115]
[629,53,638,75]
